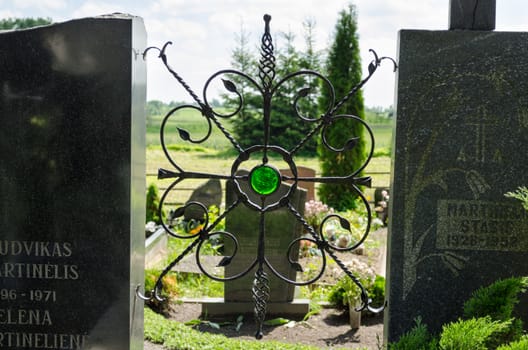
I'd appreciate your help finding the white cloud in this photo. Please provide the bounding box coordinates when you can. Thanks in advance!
[72,2,131,18]
[4,0,528,106]
[12,0,67,10]
[143,0,399,105]
[0,10,18,18]
[148,0,187,14]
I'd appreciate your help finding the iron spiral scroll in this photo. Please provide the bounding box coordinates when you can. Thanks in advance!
[139,14,397,339]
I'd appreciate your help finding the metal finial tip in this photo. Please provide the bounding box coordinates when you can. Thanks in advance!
[263,14,271,22]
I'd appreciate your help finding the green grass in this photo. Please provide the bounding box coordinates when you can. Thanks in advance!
[372,124,393,151]
[144,307,366,350]
[147,110,393,153]
[147,147,390,207]
[147,109,235,150]
[146,111,392,206]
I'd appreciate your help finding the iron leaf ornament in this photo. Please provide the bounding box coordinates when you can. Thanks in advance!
[138,14,397,339]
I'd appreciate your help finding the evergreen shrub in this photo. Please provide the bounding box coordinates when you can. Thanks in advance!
[146,183,165,225]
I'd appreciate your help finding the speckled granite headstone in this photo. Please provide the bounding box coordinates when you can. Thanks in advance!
[0,15,146,349]
[223,173,306,303]
[386,2,528,342]
[200,170,309,317]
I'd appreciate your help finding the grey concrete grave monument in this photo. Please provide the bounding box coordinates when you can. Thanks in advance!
[386,0,528,342]
[184,179,222,222]
[0,15,146,349]
[201,171,310,317]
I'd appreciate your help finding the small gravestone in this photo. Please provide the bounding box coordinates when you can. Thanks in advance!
[281,166,316,202]
[0,15,146,349]
[201,171,309,316]
[184,179,222,222]
[386,1,528,342]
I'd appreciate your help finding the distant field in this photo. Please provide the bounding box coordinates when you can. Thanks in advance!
[147,108,234,150]
[147,109,394,151]
[146,110,393,206]
[372,124,393,151]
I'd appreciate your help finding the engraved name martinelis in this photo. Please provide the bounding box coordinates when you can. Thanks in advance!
[0,241,78,279]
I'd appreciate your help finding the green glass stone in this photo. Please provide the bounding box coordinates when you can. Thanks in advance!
[250,165,280,196]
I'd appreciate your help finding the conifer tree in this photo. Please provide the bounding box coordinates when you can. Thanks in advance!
[224,20,321,155]
[223,22,261,149]
[317,4,366,210]
[0,17,51,29]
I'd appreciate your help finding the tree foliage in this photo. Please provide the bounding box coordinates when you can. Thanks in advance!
[147,100,189,117]
[317,4,366,210]
[505,186,528,211]
[0,17,52,30]
[146,183,165,225]
[389,276,528,350]
[146,100,189,127]
[223,20,321,156]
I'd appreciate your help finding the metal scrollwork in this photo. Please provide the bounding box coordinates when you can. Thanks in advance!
[140,13,397,339]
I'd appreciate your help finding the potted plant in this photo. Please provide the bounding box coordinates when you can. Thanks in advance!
[327,259,377,328]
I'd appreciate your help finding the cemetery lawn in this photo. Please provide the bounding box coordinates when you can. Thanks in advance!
[146,146,391,206]
[146,109,392,206]
[145,112,391,348]
[144,306,379,350]
[144,228,387,349]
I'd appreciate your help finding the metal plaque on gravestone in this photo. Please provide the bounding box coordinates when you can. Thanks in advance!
[386,29,528,341]
[0,15,146,349]
[224,171,306,304]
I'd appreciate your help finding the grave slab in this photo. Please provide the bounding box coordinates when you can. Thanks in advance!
[0,15,146,349]
[201,298,310,318]
[385,29,528,342]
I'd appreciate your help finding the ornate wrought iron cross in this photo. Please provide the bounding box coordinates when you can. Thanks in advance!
[139,14,396,339]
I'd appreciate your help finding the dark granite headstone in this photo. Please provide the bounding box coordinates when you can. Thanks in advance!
[385,29,528,342]
[0,15,146,349]
[449,0,496,30]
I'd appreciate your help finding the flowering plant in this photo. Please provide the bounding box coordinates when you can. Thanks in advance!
[374,189,390,225]
[328,259,377,308]
[304,200,334,230]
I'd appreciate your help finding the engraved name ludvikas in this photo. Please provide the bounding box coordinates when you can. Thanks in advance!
[436,200,528,251]
[0,241,78,279]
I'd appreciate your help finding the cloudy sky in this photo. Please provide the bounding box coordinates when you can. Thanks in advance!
[2,0,527,107]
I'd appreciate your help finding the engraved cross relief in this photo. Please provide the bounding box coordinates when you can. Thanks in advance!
[457,121,502,164]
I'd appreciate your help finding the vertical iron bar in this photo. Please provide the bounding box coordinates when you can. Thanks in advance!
[252,203,270,339]
[259,14,275,163]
